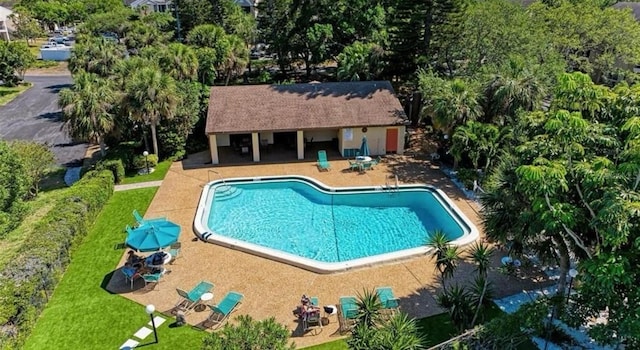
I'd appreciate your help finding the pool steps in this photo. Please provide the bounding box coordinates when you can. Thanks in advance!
[213,185,243,201]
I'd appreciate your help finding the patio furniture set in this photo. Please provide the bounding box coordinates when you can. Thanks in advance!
[121,210,182,290]
[172,280,244,329]
[295,286,400,336]
[316,150,383,173]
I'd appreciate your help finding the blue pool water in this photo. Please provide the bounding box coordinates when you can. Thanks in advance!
[207,180,466,263]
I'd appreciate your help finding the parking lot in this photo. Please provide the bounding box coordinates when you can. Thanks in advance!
[0,75,87,166]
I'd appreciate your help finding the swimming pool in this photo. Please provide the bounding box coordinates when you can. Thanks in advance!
[194,176,478,273]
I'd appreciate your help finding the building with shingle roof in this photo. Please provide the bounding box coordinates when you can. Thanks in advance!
[205,81,408,164]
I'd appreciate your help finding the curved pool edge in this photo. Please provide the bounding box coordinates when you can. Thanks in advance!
[193,175,480,274]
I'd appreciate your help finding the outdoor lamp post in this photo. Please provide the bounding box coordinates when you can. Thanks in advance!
[143,151,150,175]
[566,268,578,304]
[145,304,158,343]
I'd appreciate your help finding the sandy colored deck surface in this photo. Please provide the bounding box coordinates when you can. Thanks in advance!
[107,154,552,348]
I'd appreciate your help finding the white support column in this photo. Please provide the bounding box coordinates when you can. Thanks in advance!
[297,130,304,160]
[209,134,219,165]
[252,132,260,162]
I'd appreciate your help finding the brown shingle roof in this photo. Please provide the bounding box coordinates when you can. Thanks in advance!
[205,81,407,134]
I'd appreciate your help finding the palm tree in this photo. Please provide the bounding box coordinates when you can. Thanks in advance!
[377,312,426,350]
[483,58,546,125]
[58,71,116,157]
[123,67,180,155]
[432,79,483,136]
[436,285,473,332]
[159,43,199,81]
[467,242,494,327]
[355,289,383,329]
[68,37,125,78]
[427,230,460,285]
[222,35,249,86]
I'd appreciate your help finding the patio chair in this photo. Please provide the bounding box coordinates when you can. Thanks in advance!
[175,280,215,312]
[133,209,167,227]
[302,296,323,335]
[122,266,142,289]
[317,150,331,171]
[201,291,244,329]
[348,160,360,172]
[376,286,400,310]
[142,271,163,290]
[167,242,181,264]
[338,296,359,334]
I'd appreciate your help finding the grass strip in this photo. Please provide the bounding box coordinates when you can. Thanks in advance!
[23,187,204,349]
[120,160,173,184]
[0,83,32,106]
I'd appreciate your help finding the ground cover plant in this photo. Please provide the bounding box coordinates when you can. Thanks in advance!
[22,187,203,349]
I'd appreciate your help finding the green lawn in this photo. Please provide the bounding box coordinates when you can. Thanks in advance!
[23,187,204,349]
[302,339,349,350]
[0,83,32,106]
[120,160,173,184]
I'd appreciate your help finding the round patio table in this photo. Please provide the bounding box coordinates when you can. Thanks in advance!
[355,156,372,163]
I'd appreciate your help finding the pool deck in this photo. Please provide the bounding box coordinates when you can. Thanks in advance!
[107,153,553,348]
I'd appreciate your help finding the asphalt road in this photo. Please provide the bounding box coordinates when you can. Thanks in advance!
[0,75,88,166]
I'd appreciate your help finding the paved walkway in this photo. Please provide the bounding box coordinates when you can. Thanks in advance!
[115,181,163,192]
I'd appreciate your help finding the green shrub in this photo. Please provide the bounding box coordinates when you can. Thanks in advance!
[0,140,29,237]
[106,141,139,171]
[455,168,480,190]
[96,159,125,184]
[132,153,158,170]
[0,170,114,349]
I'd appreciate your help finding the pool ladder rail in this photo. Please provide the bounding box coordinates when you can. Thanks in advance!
[384,175,400,194]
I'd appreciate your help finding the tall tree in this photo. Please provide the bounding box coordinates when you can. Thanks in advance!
[431,78,483,136]
[482,57,547,125]
[123,67,180,155]
[221,35,248,85]
[9,9,45,45]
[69,37,126,78]
[337,42,384,81]
[58,71,117,156]
[159,43,199,81]
[530,0,640,83]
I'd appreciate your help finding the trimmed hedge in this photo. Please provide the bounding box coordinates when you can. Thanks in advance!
[0,170,114,349]
[96,159,125,184]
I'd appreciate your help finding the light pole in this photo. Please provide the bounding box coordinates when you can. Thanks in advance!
[143,151,150,175]
[145,304,158,343]
[566,268,578,304]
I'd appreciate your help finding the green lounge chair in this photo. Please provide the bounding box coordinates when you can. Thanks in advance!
[348,160,360,172]
[376,287,400,310]
[338,296,359,333]
[202,291,244,328]
[317,150,331,171]
[133,209,167,227]
[142,271,163,290]
[174,280,214,312]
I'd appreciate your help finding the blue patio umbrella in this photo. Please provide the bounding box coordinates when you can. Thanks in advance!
[359,136,370,157]
[125,220,181,252]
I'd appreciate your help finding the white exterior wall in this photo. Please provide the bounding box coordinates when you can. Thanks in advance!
[339,126,405,156]
[216,134,231,147]
[304,129,337,142]
[258,131,274,144]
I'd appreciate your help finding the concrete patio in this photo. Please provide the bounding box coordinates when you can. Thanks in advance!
[107,153,553,348]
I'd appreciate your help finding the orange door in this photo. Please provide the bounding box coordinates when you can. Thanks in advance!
[386,128,398,153]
